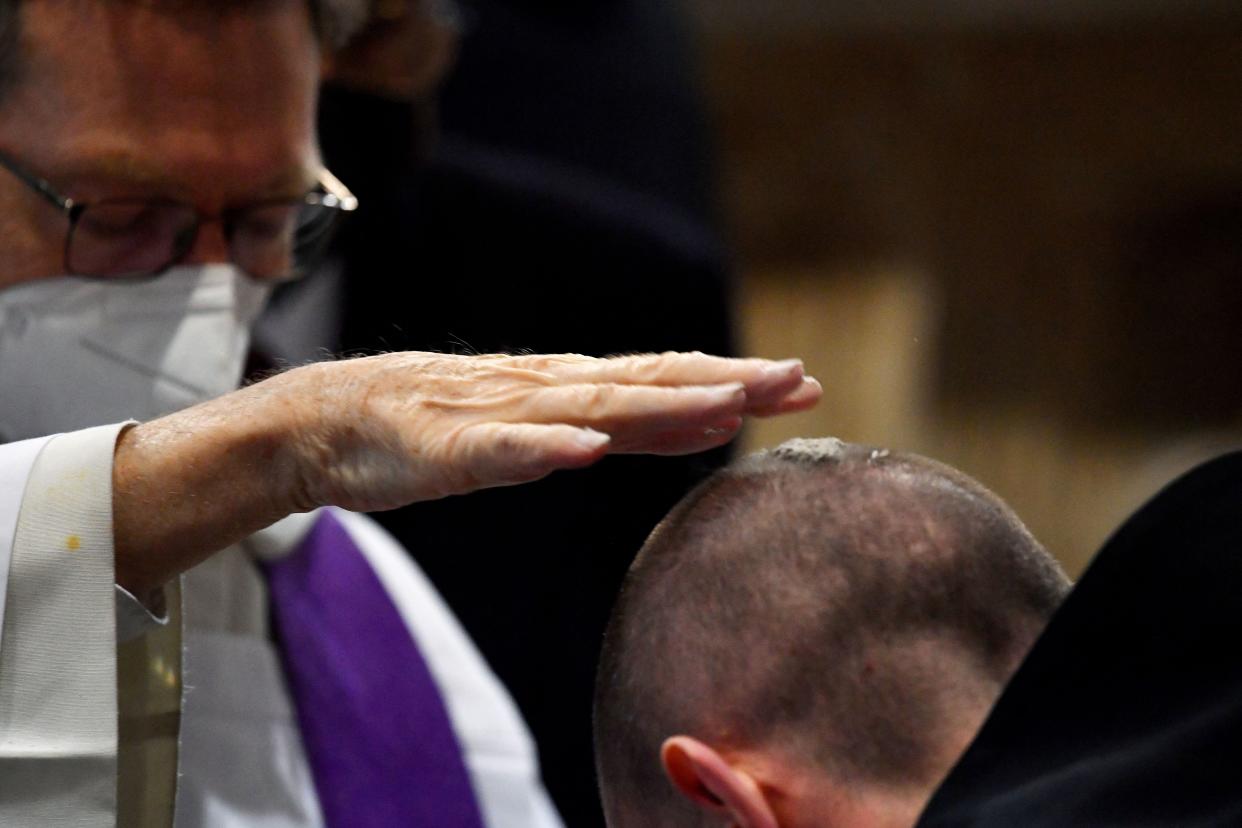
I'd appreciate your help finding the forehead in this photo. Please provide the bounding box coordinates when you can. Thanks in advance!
[3,0,321,197]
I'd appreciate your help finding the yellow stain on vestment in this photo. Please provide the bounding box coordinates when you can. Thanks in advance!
[150,655,178,689]
[65,535,82,552]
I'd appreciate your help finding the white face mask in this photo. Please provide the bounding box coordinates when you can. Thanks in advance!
[0,264,271,443]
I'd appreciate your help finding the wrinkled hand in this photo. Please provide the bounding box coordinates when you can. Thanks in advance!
[278,351,821,512]
[113,349,819,595]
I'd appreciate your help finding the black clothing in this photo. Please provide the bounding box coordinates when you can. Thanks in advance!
[315,12,735,814]
[919,451,1242,827]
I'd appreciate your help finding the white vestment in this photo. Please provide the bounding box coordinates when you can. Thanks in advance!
[0,424,564,828]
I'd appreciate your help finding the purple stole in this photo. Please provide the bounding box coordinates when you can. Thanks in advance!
[264,512,487,828]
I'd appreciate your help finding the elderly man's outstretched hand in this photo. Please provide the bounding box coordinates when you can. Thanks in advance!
[113,351,820,595]
[281,351,820,511]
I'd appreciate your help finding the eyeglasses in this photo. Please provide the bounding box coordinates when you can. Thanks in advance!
[0,149,359,281]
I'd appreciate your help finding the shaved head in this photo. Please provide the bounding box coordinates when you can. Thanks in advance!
[594,438,1070,826]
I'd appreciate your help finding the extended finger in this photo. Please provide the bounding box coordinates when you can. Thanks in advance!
[609,416,744,456]
[748,376,824,417]
[445,422,612,492]
[523,351,807,398]
[518,382,747,434]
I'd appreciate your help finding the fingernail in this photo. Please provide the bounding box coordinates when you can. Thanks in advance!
[575,429,611,451]
[760,359,804,379]
[789,376,823,400]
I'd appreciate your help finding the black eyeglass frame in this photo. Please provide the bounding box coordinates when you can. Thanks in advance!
[0,147,359,281]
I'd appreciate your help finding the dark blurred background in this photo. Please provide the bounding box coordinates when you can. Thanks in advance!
[261,0,1242,824]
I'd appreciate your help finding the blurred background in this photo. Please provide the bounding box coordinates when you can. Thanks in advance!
[265,0,1242,823]
[703,0,1242,574]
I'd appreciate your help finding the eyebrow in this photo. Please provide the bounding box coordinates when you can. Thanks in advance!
[74,152,175,187]
[52,150,319,201]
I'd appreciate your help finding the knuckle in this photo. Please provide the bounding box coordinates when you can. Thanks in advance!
[507,353,584,371]
[607,352,663,383]
[577,384,615,410]
[642,350,704,383]
[634,354,670,382]
[436,423,466,457]
[491,428,524,459]
[430,427,483,494]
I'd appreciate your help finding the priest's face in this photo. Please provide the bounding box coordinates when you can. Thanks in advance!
[0,0,323,288]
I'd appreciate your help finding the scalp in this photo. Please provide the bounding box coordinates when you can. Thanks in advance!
[594,438,1070,823]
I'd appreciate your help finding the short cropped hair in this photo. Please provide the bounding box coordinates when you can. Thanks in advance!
[0,0,368,99]
[594,438,1070,825]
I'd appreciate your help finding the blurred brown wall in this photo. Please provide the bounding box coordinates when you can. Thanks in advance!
[692,15,1242,573]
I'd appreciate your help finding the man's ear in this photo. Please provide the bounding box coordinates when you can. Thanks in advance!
[660,736,779,828]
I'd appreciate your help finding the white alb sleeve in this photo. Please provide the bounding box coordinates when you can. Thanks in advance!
[0,423,129,826]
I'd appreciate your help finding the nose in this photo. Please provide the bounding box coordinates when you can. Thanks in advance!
[179,218,231,266]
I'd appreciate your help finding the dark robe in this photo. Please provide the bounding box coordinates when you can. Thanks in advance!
[918,450,1242,827]
[308,3,735,817]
